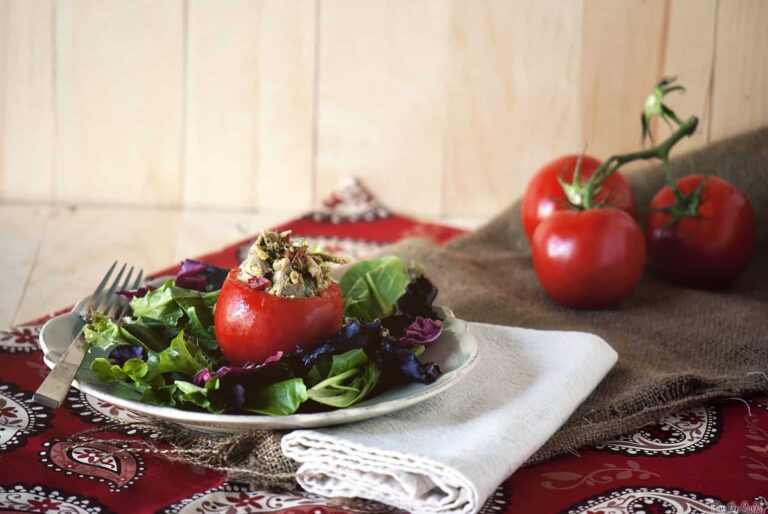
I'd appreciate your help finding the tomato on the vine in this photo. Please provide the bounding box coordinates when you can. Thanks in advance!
[522,155,637,241]
[215,271,344,365]
[532,208,646,308]
[645,174,756,289]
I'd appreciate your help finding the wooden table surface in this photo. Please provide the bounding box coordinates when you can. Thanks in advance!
[1,204,484,328]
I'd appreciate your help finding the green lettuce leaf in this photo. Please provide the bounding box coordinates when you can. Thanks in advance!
[172,288,218,309]
[119,319,170,352]
[139,382,178,406]
[129,279,184,325]
[173,377,224,413]
[307,349,381,408]
[83,314,131,352]
[85,277,226,411]
[92,355,158,384]
[91,357,127,382]
[122,358,149,381]
[339,256,410,322]
[153,331,211,377]
[329,348,368,376]
[183,305,218,351]
[84,312,173,355]
[242,378,308,416]
[126,279,219,353]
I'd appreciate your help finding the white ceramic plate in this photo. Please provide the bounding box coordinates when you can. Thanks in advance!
[39,290,479,433]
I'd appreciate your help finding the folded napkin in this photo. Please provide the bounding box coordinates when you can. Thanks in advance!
[282,322,617,514]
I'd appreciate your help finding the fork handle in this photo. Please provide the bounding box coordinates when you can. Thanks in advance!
[34,330,89,409]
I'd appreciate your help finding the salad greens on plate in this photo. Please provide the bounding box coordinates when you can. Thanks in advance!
[82,250,445,416]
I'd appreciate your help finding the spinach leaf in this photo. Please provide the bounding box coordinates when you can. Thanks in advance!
[307,349,381,408]
[339,256,410,322]
[242,378,308,416]
[328,348,368,376]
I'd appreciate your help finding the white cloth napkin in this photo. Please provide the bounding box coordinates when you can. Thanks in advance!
[282,322,617,514]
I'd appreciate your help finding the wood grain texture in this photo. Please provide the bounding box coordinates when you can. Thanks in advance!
[315,0,449,216]
[255,0,316,211]
[184,0,316,211]
[662,0,717,153]
[184,0,262,209]
[0,0,767,216]
[580,0,670,159]
[0,205,49,326]
[709,0,768,141]
[443,0,584,215]
[55,0,184,206]
[16,206,181,322]
[0,0,54,202]
[182,0,262,208]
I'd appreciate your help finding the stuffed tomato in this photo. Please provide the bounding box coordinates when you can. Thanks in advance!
[214,230,348,365]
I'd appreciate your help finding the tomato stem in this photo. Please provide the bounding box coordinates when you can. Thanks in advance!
[661,157,686,204]
[558,77,698,212]
[579,115,698,209]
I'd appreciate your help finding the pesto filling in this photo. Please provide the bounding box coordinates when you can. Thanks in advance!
[238,229,349,298]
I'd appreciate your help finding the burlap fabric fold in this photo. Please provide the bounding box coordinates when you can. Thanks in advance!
[76,128,768,485]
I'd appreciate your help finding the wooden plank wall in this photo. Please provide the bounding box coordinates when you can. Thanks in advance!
[1,0,766,217]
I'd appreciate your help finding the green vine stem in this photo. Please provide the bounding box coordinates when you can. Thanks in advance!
[560,77,698,211]
[581,115,698,209]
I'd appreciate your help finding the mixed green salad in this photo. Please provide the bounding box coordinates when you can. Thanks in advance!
[81,254,445,415]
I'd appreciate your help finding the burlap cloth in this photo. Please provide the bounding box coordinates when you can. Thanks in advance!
[388,127,768,464]
[75,128,768,489]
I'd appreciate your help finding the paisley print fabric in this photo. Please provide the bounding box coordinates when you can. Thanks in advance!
[1,190,764,513]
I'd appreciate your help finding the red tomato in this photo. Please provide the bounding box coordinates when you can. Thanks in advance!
[215,271,343,365]
[522,155,637,241]
[532,208,646,308]
[645,175,756,289]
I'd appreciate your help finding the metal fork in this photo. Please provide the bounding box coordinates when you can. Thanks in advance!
[34,262,144,409]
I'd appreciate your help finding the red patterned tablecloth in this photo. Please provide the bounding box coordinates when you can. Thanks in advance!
[2,186,767,514]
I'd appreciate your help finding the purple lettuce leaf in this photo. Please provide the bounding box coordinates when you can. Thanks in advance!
[231,384,246,409]
[176,259,229,291]
[400,317,443,348]
[108,344,145,366]
[192,367,213,386]
[382,344,441,384]
[193,351,289,410]
[292,320,385,373]
[213,351,284,380]
[116,285,156,299]
[394,275,439,319]
[291,317,442,387]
